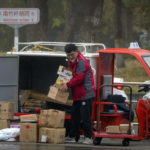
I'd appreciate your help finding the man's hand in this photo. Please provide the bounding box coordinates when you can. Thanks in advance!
[61,83,68,92]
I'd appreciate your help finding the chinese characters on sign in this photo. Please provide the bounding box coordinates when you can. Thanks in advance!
[0,8,40,24]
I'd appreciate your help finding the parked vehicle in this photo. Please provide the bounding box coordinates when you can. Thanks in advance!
[92,48,150,146]
[5,41,127,112]
[5,42,105,112]
[3,42,150,146]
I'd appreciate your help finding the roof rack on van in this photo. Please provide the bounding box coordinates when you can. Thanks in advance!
[18,41,106,55]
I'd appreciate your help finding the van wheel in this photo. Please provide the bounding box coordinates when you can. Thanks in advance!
[122,138,130,146]
[93,138,102,145]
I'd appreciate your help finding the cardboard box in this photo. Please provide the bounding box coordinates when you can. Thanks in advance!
[106,125,120,134]
[19,90,31,106]
[0,119,10,129]
[48,86,69,104]
[119,124,133,134]
[39,127,66,144]
[47,109,65,128]
[19,123,37,142]
[57,65,73,80]
[56,75,70,85]
[39,109,65,128]
[39,110,48,127]
[20,114,38,123]
[0,102,14,120]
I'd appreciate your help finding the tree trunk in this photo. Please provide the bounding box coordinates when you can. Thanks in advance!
[56,0,75,41]
[114,0,125,68]
[25,0,49,41]
[123,7,134,47]
[56,0,104,43]
[79,0,104,42]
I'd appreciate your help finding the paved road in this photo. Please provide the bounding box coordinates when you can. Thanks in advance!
[0,138,150,150]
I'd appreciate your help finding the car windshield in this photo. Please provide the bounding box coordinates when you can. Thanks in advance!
[142,55,150,68]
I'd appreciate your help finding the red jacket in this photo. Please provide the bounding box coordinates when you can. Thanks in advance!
[67,51,96,101]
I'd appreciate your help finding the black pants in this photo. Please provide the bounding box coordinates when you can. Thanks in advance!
[69,98,93,139]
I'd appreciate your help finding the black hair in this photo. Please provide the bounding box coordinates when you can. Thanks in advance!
[64,44,78,53]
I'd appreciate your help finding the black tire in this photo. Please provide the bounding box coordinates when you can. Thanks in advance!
[122,138,130,146]
[93,138,102,145]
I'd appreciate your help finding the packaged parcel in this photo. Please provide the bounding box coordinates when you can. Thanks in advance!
[39,109,65,128]
[19,123,37,142]
[0,102,14,120]
[48,85,69,104]
[39,127,66,144]
[57,65,73,80]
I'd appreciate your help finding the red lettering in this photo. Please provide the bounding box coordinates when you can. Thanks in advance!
[3,11,9,16]
[19,11,29,16]
[8,11,13,16]
[14,11,18,16]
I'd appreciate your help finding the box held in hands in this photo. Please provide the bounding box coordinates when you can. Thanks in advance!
[48,85,69,104]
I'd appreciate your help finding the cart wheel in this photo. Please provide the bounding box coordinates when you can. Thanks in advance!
[122,138,130,146]
[93,138,102,145]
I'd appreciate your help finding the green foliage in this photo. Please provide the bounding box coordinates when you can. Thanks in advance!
[102,0,115,34]
[0,25,13,52]
[124,0,150,30]
[49,0,65,29]
[52,17,65,28]
[97,1,115,45]
[1,0,150,51]
[11,0,26,7]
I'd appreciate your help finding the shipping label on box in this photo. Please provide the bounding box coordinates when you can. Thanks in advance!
[39,127,66,144]
[20,114,38,123]
[19,123,37,142]
[0,102,14,120]
[106,125,120,134]
[0,119,10,130]
[47,109,65,128]
[48,86,69,104]
[57,65,73,80]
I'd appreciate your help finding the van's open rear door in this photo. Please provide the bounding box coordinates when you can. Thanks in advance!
[0,56,19,112]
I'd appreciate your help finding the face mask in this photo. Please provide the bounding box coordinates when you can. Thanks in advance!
[70,59,76,62]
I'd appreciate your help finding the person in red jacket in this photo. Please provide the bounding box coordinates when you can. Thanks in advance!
[61,44,96,144]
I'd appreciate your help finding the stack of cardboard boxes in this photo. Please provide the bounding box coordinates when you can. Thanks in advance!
[0,66,72,143]
[19,114,38,142]
[0,102,14,130]
[19,90,47,111]
[48,65,73,104]
[19,109,66,143]
[38,109,66,143]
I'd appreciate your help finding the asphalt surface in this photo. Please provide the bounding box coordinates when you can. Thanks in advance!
[0,138,150,150]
